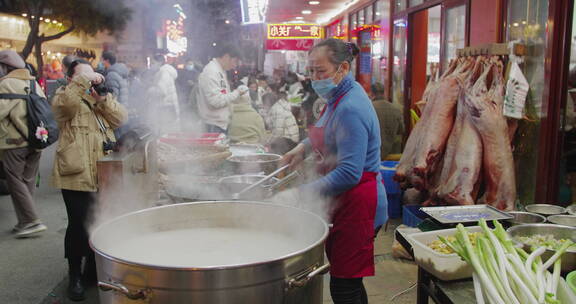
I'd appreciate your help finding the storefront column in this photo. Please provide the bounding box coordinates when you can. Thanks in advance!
[535,0,575,203]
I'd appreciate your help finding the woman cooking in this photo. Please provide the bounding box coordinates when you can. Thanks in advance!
[282,38,388,304]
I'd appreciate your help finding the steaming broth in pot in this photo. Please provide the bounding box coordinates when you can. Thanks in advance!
[103,228,304,268]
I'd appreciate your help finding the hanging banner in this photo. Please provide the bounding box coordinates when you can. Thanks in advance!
[267,24,323,39]
[266,39,314,51]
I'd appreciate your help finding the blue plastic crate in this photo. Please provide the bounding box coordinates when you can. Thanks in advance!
[380,161,400,194]
[403,205,427,227]
[388,193,402,219]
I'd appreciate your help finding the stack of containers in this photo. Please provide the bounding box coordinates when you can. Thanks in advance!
[380,161,402,218]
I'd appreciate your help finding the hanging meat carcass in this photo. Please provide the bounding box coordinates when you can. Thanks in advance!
[394,58,474,190]
[435,58,487,205]
[464,58,516,211]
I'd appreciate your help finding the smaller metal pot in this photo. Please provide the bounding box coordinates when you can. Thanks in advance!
[508,224,576,272]
[524,204,567,216]
[229,144,265,156]
[547,215,576,227]
[227,153,282,175]
[218,175,279,188]
[506,211,546,226]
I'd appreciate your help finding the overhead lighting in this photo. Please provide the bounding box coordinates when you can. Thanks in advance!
[225,19,230,24]
[289,20,305,24]
[317,0,360,24]
[44,18,50,23]
[52,20,57,24]
[39,17,43,20]
[513,22,519,27]
[309,1,320,4]
[212,42,217,46]
[376,12,381,16]
[295,16,304,20]
[21,13,27,17]
[302,10,312,15]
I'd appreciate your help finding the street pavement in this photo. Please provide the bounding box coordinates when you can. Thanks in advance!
[0,145,418,304]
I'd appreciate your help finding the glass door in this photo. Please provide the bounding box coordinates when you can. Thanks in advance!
[506,0,548,204]
[409,5,441,110]
[391,18,408,110]
[442,3,467,71]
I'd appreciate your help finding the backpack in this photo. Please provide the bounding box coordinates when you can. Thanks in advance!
[0,80,59,149]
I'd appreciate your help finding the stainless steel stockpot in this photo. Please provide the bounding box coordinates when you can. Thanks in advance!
[90,201,329,304]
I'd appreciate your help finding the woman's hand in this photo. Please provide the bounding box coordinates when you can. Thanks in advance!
[281,143,305,170]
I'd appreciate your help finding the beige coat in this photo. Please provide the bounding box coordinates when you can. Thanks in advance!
[228,100,266,144]
[0,69,46,150]
[52,75,127,192]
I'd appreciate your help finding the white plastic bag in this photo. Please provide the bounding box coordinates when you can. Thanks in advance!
[504,61,529,119]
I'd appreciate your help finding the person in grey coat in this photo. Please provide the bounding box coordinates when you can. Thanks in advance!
[102,51,129,105]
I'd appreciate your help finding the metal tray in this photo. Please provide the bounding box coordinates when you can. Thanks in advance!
[420,205,513,224]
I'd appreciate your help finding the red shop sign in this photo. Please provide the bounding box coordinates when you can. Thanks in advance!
[266,39,314,51]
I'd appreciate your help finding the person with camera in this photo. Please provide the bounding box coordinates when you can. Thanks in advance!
[52,59,127,301]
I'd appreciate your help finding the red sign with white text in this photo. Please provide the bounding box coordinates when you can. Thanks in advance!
[265,39,314,51]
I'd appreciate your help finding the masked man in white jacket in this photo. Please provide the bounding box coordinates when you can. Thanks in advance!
[197,44,247,133]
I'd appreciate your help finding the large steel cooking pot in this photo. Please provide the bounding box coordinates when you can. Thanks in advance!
[90,202,329,304]
[165,175,277,202]
[227,153,282,175]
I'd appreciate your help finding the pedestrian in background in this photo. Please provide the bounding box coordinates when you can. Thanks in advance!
[196,44,247,133]
[264,89,300,143]
[370,82,404,160]
[52,59,127,301]
[101,51,130,105]
[147,54,180,132]
[228,85,266,144]
[0,50,47,238]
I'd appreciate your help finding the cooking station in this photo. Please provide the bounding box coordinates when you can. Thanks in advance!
[90,133,324,304]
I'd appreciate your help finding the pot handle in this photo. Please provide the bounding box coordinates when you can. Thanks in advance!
[287,263,330,289]
[98,281,150,300]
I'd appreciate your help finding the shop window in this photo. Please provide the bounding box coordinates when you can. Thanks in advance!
[395,0,407,12]
[365,5,373,25]
[372,0,391,94]
[409,0,425,7]
[506,0,548,204]
[358,9,366,26]
[392,18,408,113]
[374,0,384,21]
[442,5,466,71]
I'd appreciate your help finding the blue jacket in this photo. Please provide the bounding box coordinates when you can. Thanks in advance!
[302,74,388,228]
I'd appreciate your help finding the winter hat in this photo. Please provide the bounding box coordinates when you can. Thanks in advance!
[0,50,26,69]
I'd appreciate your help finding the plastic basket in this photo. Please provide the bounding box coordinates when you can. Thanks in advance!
[388,193,402,219]
[380,161,400,194]
[403,205,427,227]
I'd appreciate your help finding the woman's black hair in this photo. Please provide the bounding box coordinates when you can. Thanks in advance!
[311,38,360,66]
[66,59,91,78]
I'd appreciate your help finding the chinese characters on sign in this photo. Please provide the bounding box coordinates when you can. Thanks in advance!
[240,0,269,24]
[267,24,323,39]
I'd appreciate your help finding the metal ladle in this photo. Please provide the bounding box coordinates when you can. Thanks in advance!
[233,164,290,199]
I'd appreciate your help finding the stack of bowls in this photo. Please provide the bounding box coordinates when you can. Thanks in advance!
[506,211,546,226]
[525,204,567,216]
